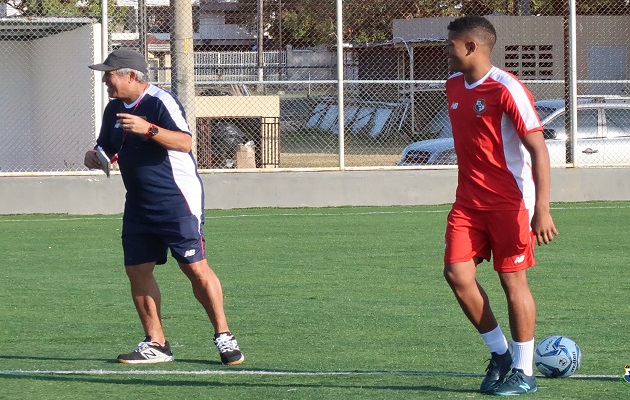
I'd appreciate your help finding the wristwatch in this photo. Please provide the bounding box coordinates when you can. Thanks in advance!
[145,124,159,139]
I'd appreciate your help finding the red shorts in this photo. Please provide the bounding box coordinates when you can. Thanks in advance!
[444,203,536,273]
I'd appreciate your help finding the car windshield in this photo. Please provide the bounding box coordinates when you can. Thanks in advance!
[535,106,558,121]
[424,109,453,138]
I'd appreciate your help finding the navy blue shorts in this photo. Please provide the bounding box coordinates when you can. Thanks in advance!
[121,215,206,266]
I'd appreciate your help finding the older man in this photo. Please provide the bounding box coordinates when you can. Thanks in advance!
[84,48,244,365]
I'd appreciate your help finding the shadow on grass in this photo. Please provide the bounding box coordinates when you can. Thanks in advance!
[0,372,476,394]
[0,363,620,397]
[0,355,114,363]
[0,353,619,396]
[0,355,223,366]
[0,355,620,384]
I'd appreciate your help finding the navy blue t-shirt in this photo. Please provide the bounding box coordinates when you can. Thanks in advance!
[97,85,204,223]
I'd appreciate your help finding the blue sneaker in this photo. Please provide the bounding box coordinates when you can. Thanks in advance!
[493,368,537,396]
[480,351,512,393]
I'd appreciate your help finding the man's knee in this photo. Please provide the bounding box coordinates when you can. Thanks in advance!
[125,263,155,281]
[499,270,532,296]
[443,265,458,286]
[444,259,478,288]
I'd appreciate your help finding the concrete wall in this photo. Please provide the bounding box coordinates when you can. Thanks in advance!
[0,24,96,173]
[286,47,335,81]
[1,168,628,215]
[394,16,562,77]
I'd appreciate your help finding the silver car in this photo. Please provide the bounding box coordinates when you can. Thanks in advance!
[397,97,630,166]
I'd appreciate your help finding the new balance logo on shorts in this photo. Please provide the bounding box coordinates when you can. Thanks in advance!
[514,255,525,264]
[184,249,196,257]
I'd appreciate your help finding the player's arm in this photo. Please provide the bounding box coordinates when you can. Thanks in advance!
[115,112,192,152]
[521,131,559,245]
[144,124,192,153]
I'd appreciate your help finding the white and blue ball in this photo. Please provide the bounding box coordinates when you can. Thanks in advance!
[534,335,581,377]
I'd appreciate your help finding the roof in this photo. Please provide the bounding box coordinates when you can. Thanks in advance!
[116,0,237,6]
[116,0,199,6]
[0,17,93,40]
[113,33,171,52]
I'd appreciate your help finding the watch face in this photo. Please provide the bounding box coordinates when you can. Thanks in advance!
[150,126,158,135]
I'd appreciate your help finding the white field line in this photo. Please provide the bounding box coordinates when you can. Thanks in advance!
[0,204,629,223]
[0,369,619,380]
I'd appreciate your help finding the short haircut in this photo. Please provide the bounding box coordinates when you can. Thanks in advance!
[447,16,497,49]
[116,68,148,83]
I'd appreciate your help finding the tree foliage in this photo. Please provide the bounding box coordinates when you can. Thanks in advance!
[0,0,122,19]
[533,0,630,15]
[1,0,627,46]
[343,0,461,44]
[238,0,464,47]
[239,0,630,48]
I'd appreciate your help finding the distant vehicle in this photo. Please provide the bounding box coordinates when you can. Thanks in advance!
[397,97,630,166]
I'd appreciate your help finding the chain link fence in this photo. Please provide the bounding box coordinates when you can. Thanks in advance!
[0,0,628,173]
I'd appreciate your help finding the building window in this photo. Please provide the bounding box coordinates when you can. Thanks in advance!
[504,45,554,79]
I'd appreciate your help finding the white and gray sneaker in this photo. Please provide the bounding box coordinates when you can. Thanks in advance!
[213,332,244,365]
[117,337,174,364]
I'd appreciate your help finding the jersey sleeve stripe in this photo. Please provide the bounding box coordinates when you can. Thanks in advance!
[148,86,191,134]
[491,69,542,132]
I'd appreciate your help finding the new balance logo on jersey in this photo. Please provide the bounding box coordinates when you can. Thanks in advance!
[184,249,196,257]
[514,255,525,264]
[450,102,459,109]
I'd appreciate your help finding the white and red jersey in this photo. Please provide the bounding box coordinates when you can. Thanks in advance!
[446,66,542,211]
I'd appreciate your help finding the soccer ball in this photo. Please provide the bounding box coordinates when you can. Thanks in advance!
[534,335,581,377]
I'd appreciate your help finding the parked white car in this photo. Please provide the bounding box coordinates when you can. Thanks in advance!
[397,97,630,166]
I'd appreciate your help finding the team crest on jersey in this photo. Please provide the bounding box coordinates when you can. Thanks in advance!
[474,99,487,116]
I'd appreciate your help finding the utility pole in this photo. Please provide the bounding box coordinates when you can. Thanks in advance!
[171,0,197,154]
[138,0,147,57]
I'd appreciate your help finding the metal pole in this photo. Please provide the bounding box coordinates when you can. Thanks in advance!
[171,0,197,154]
[138,0,147,57]
[561,2,572,164]
[520,0,530,15]
[336,0,344,169]
[279,0,283,50]
[99,0,109,120]
[278,0,282,79]
[410,48,414,136]
[568,0,578,166]
[100,0,108,61]
[257,0,264,91]
[393,37,414,136]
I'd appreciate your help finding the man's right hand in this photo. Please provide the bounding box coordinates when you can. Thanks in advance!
[84,149,102,170]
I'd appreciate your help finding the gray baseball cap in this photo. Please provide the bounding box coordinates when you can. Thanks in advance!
[89,48,148,75]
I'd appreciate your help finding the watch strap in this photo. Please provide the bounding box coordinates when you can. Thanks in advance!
[145,124,158,139]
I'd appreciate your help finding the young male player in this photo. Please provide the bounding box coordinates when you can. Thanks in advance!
[442,16,558,395]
